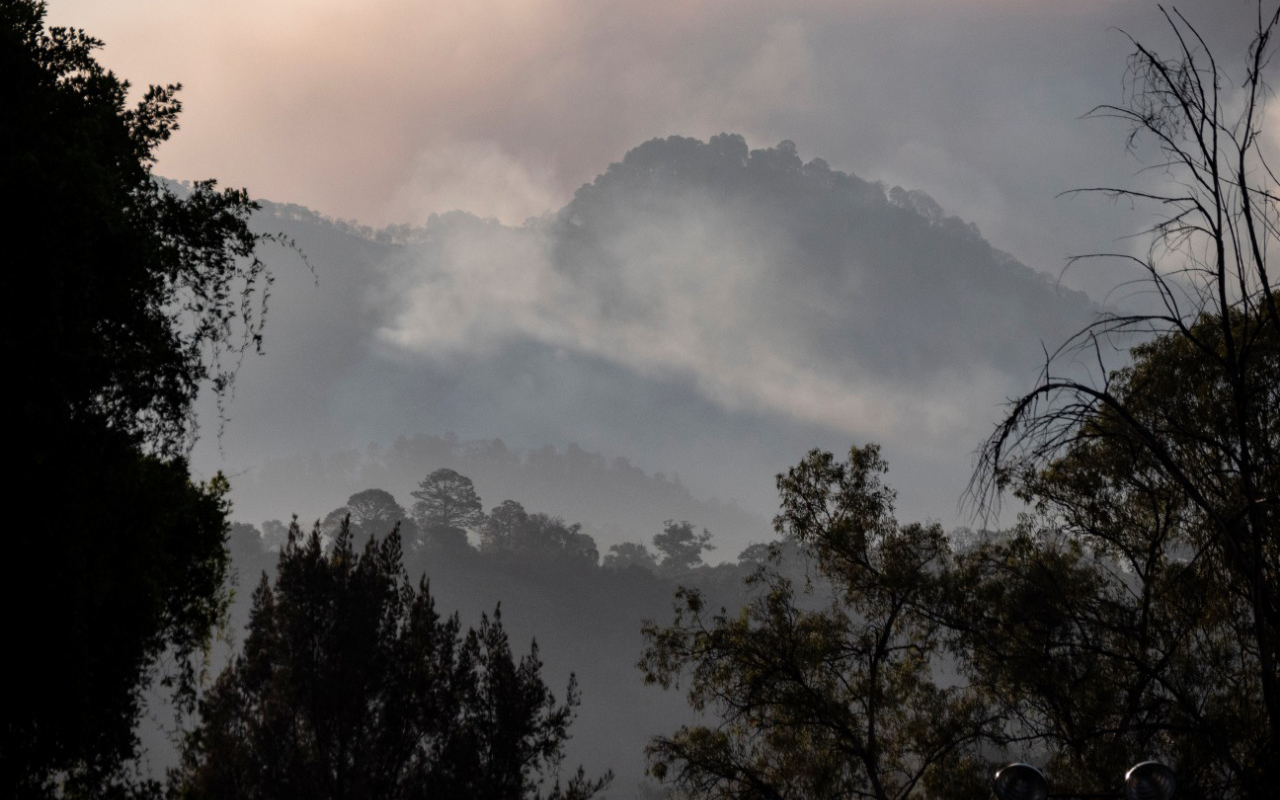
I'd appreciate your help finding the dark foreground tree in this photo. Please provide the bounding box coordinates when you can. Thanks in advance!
[178,520,609,800]
[969,6,1280,797]
[2,1,279,793]
[642,447,991,800]
[950,312,1279,799]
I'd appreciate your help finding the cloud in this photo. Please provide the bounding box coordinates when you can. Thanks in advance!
[377,216,567,357]
[373,138,1086,449]
[696,19,817,123]
[381,142,560,226]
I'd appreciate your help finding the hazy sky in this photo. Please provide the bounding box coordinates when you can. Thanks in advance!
[48,1,1266,291]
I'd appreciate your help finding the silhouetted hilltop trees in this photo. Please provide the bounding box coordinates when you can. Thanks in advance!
[236,434,769,556]
[553,134,1093,380]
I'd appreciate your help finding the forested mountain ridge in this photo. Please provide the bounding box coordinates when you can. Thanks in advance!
[555,134,1091,374]
[196,134,1099,541]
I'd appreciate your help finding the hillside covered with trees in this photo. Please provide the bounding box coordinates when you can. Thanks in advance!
[189,117,1100,539]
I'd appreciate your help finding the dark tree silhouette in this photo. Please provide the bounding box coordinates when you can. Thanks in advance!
[642,447,990,800]
[603,542,658,572]
[320,489,417,547]
[346,488,411,535]
[479,500,599,566]
[653,520,714,572]
[481,499,533,553]
[411,468,486,549]
[965,6,1280,798]
[2,1,282,793]
[643,9,1280,800]
[512,514,599,565]
[178,520,610,800]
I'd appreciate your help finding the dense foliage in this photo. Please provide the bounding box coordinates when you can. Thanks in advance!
[1,1,276,793]
[412,468,487,549]
[178,521,609,800]
[652,521,715,573]
[955,308,1279,799]
[9,0,1275,795]
[644,334,1278,796]
[642,447,991,800]
[2,2,271,456]
[226,476,777,796]
[970,6,1280,794]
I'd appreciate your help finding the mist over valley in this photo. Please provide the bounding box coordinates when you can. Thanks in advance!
[196,134,1097,549]
[182,134,1101,794]
[19,2,1274,795]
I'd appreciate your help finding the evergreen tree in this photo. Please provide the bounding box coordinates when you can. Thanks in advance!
[179,520,609,800]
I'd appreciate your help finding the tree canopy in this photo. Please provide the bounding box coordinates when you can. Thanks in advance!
[320,489,418,549]
[3,1,272,456]
[480,500,600,566]
[603,542,659,572]
[653,520,714,573]
[411,468,486,548]
[951,311,1279,798]
[969,6,1279,794]
[2,1,279,793]
[642,448,990,800]
[178,521,609,800]
[346,488,412,536]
